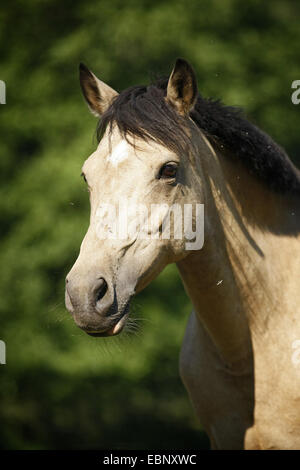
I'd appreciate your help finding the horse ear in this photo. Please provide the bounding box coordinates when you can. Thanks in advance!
[79,63,118,117]
[166,58,198,115]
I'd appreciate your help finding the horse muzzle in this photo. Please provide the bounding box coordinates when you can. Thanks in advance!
[65,272,133,337]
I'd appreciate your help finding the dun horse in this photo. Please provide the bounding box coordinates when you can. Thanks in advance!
[65,58,300,449]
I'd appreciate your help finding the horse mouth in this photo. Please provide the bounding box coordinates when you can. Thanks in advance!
[85,301,131,338]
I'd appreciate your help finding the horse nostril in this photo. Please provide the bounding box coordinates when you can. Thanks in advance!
[95,278,108,303]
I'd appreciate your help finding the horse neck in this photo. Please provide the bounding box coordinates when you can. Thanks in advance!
[177,133,300,369]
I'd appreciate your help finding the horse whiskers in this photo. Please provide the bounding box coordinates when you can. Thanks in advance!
[53,311,70,324]
[124,319,141,335]
[48,301,64,312]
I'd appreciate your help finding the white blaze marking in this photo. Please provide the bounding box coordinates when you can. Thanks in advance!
[107,140,129,167]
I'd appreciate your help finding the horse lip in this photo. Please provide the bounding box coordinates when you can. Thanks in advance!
[86,313,129,337]
[85,301,131,337]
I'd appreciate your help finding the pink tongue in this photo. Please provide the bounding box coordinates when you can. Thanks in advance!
[107,320,122,336]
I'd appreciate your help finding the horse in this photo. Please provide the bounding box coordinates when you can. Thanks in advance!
[65,58,300,449]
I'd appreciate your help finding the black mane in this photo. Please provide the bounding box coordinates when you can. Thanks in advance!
[98,78,300,195]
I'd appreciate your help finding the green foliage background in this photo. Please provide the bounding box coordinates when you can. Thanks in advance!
[0,0,299,450]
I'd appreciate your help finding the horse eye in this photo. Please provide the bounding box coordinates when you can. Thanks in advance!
[159,163,178,179]
[81,172,87,184]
